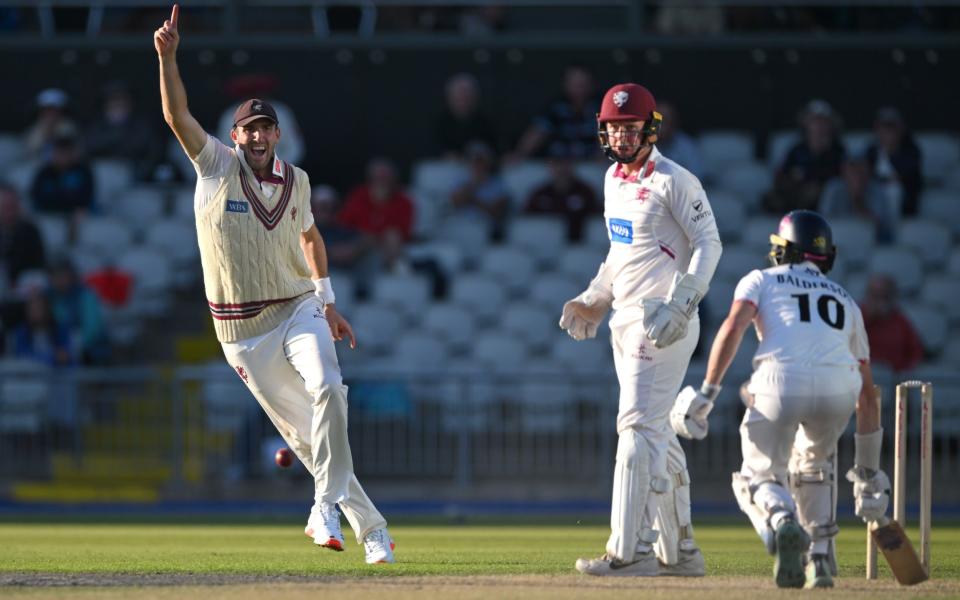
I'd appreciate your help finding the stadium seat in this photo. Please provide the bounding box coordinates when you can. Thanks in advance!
[766,129,799,169]
[501,301,556,352]
[714,246,766,284]
[918,189,959,234]
[34,215,69,250]
[408,188,444,237]
[506,215,567,267]
[92,159,134,209]
[938,338,960,366]
[144,219,200,288]
[435,214,490,262]
[584,218,611,249]
[76,216,134,255]
[370,273,432,320]
[867,247,924,295]
[406,240,465,275]
[327,270,356,310]
[450,275,507,322]
[708,190,747,243]
[902,304,949,355]
[837,271,868,303]
[740,216,781,255]
[528,274,581,312]
[714,161,772,208]
[71,246,105,276]
[421,303,475,353]
[172,186,196,221]
[478,246,537,296]
[350,304,402,355]
[472,333,529,373]
[555,245,604,283]
[842,130,872,158]
[920,278,960,323]
[830,218,874,267]
[6,161,37,198]
[573,160,609,199]
[898,219,951,267]
[412,159,469,199]
[501,160,550,210]
[116,248,173,317]
[391,333,448,374]
[948,249,960,277]
[698,131,755,179]
[113,186,166,226]
[916,131,960,184]
[551,336,612,375]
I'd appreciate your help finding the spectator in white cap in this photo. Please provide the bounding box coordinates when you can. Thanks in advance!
[24,88,78,160]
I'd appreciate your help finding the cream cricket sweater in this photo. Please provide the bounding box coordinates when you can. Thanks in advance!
[195,155,313,342]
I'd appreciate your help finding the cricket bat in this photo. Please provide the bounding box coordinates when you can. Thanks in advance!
[871,517,928,585]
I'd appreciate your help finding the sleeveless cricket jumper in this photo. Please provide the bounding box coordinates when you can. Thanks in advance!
[191,135,386,542]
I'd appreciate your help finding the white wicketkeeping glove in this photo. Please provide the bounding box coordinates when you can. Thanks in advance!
[670,383,720,440]
[846,467,891,523]
[559,280,611,342]
[643,273,709,349]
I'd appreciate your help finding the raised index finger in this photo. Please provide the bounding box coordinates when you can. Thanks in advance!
[170,4,179,28]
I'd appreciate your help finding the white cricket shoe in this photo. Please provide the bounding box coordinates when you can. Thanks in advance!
[304,502,345,551]
[575,552,658,577]
[659,547,706,577]
[363,528,396,564]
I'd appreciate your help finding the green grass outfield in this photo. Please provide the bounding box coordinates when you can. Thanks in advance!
[1,517,959,598]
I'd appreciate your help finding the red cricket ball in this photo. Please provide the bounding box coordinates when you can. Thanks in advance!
[275,447,293,468]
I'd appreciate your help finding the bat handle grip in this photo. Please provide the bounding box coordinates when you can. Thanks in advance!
[873,516,890,528]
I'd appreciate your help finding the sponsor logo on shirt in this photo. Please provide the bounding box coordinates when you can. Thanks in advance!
[609,218,633,243]
[691,210,712,223]
[693,199,703,211]
[226,200,249,213]
[636,187,651,202]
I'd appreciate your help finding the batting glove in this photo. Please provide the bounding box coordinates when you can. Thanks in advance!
[846,467,891,523]
[670,383,720,440]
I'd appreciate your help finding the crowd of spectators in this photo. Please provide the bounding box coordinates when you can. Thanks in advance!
[763,99,925,244]
[0,60,949,376]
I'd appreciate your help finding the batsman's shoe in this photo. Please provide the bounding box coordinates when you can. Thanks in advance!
[575,552,658,577]
[363,528,396,564]
[773,519,809,588]
[804,553,834,589]
[305,502,345,551]
[659,548,706,577]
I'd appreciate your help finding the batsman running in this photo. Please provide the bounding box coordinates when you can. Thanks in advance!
[154,5,394,563]
[561,83,722,576]
[671,210,890,588]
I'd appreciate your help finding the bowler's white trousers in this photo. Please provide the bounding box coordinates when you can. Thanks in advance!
[220,296,386,542]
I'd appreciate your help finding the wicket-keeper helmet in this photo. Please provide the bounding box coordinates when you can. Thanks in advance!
[597,83,662,163]
[769,210,837,273]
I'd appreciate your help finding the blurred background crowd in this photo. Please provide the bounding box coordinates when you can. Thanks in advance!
[0,1,957,507]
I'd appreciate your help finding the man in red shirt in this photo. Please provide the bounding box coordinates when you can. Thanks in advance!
[860,274,924,372]
[337,158,414,271]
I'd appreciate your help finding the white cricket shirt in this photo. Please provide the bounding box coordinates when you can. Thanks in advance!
[601,146,722,312]
[734,262,870,368]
